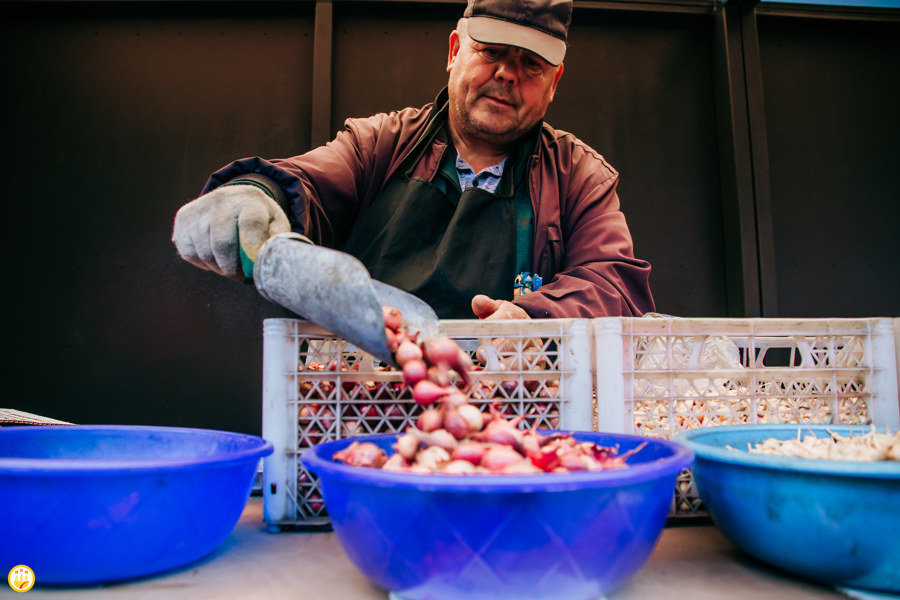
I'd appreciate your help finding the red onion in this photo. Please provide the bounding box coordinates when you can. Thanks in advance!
[384,327,397,352]
[472,408,525,448]
[501,460,542,474]
[451,441,487,465]
[411,428,458,452]
[394,340,423,366]
[393,432,420,461]
[456,404,484,433]
[442,407,470,440]
[412,379,452,406]
[382,306,404,332]
[332,441,387,468]
[382,454,409,472]
[443,390,469,409]
[519,430,546,456]
[440,460,477,475]
[480,445,525,472]
[415,446,451,471]
[402,359,428,388]
[422,337,473,386]
[416,407,443,433]
[422,337,459,366]
[426,365,452,388]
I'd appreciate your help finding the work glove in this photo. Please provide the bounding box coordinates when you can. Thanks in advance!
[172,184,291,281]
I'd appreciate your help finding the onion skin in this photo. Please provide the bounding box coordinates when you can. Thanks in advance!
[528,446,561,472]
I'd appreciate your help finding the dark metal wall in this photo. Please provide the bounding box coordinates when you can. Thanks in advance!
[3,0,898,433]
[756,14,900,318]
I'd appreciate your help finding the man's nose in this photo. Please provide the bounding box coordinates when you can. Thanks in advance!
[493,58,520,85]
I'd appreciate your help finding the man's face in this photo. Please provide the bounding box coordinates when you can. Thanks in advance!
[446,29,564,149]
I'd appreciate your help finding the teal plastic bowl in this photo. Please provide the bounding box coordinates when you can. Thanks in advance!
[0,425,272,585]
[303,430,694,600]
[676,424,900,594]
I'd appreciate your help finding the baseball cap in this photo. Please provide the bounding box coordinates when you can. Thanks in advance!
[463,0,572,66]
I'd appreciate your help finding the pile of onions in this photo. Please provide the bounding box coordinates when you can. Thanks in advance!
[332,306,646,474]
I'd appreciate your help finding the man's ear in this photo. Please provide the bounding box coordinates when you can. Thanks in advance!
[447,30,462,72]
[548,63,564,101]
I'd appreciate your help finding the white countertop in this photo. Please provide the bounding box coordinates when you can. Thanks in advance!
[11,497,853,599]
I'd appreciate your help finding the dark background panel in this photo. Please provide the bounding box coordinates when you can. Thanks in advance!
[757,16,900,318]
[331,1,461,129]
[5,4,314,432]
[550,10,725,317]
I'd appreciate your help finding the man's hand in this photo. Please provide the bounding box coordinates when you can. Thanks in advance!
[471,294,530,320]
[172,185,290,281]
[471,294,543,372]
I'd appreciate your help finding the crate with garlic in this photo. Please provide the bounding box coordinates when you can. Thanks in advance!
[593,316,900,518]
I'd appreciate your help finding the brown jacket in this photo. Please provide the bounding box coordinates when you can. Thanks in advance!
[204,89,654,318]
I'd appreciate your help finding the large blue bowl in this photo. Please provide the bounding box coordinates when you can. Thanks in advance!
[676,424,900,594]
[0,425,272,585]
[302,430,693,600]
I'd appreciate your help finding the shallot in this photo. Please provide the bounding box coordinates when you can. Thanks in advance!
[412,380,453,406]
[416,407,443,433]
[332,441,387,468]
[394,340,423,366]
[382,306,404,332]
[329,304,647,475]
[402,359,428,387]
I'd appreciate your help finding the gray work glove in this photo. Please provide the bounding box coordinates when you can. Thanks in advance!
[172,184,291,281]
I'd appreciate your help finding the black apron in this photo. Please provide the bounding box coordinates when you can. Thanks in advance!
[342,112,518,319]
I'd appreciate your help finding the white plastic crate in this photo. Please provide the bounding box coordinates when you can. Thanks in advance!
[262,317,593,530]
[594,316,900,518]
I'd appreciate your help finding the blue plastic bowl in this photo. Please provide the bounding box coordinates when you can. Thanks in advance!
[676,424,900,594]
[302,430,693,600]
[0,425,272,585]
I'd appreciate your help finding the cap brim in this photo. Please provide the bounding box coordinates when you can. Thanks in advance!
[467,16,566,66]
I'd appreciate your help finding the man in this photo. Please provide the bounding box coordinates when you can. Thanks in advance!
[173,0,654,321]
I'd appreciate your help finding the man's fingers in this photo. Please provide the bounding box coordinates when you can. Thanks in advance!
[173,201,217,272]
[238,192,291,256]
[172,184,290,281]
[471,294,501,319]
[472,295,530,321]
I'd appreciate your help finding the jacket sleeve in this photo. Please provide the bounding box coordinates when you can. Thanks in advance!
[200,110,421,249]
[513,134,655,318]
